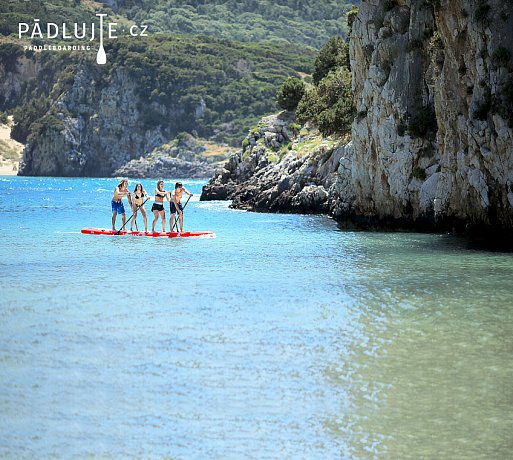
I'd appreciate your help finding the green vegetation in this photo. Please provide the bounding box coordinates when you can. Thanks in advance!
[296,67,353,137]
[0,139,20,160]
[412,167,426,181]
[0,43,24,72]
[407,104,437,138]
[288,122,301,134]
[347,6,358,35]
[0,0,100,36]
[277,77,306,111]
[312,36,349,84]
[103,35,315,145]
[1,0,359,150]
[7,34,315,146]
[117,0,355,49]
[294,37,354,137]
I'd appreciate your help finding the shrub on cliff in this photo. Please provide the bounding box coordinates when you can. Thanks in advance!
[297,67,353,136]
[277,77,306,111]
[0,43,24,72]
[407,104,437,137]
[312,36,350,84]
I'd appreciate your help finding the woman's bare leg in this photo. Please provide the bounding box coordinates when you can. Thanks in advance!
[131,209,138,231]
[141,207,148,233]
[152,211,158,232]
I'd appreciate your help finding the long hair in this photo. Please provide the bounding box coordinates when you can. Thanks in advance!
[156,180,164,191]
[134,183,143,194]
[117,179,127,189]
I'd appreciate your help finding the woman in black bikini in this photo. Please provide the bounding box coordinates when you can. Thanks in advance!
[130,183,150,233]
[151,180,167,232]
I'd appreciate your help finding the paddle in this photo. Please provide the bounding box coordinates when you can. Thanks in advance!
[115,197,150,235]
[172,194,192,232]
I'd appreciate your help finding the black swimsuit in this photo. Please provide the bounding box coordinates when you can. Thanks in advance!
[151,191,166,212]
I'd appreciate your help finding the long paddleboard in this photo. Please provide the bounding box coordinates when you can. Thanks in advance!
[81,228,215,238]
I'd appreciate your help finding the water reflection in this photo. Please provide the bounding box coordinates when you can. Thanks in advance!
[325,233,513,458]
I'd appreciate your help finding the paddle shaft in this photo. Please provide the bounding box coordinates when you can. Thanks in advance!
[115,197,150,235]
[172,194,192,231]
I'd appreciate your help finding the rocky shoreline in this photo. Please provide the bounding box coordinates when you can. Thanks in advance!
[202,1,513,240]
[201,113,345,215]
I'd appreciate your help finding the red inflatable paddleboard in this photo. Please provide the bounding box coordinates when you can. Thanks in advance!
[81,228,215,238]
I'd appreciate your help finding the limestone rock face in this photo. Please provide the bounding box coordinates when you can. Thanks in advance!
[202,1,513,235]
[0,56,40,109]
[201,113,344,213]
[19,65,171,176]
[344,0,513,232]
[11,59,219,177]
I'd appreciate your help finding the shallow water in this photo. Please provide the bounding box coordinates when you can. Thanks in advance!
[1,176,512,458]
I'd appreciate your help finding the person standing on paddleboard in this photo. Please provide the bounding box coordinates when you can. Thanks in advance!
[151,180,167,232]
[111,179,132,231]
[130,183,151,233]
[169,182,193,233]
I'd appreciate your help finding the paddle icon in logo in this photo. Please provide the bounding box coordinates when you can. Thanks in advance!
[96,13,107,65]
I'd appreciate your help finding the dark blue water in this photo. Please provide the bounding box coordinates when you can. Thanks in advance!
[1,176,512,458]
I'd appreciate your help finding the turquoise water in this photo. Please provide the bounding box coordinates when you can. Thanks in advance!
[1,176,512,459]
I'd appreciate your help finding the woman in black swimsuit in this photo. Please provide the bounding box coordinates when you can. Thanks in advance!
[130,183,150,233]
[151,180,167,232]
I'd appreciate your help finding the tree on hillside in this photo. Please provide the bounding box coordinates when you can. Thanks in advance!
[312,36,349,84]
[277,77,306,111]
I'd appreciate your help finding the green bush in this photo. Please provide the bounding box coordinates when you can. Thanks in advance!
[412,167,426,180]
[347,6,359,31]
[312,36,350,84]
[297,67,354,136]
[288,122,301,134]
[277,77,306,111]
[429,31,444,51]
[115,0,355,49]
[407,105,437,138]
[0,43,24,72]
[296,87,323,125]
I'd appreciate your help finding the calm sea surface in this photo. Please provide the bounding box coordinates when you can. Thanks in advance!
[1,176,512,459]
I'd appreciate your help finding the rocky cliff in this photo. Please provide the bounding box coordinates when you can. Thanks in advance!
[17,63,203,177]
[344,0,513,233]
[202,0,513,236]
[201,113,346,213]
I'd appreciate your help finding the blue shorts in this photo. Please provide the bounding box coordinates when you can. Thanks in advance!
[111,200,125,214]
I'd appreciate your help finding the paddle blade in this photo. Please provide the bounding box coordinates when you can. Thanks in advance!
[96,45,106,65]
